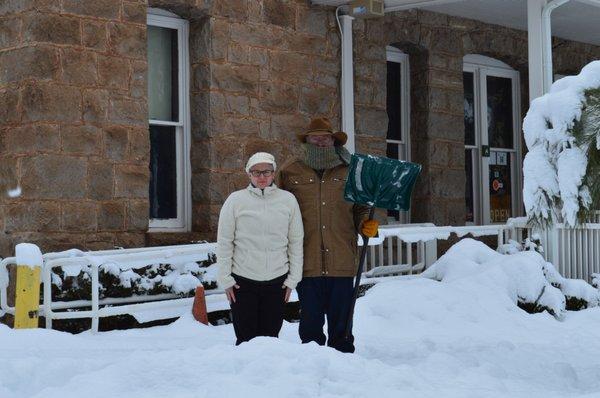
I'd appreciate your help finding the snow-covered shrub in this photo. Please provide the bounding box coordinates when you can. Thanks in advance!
[422,239,600,319]
[497,235,543,255]
[592,273,600,289]
[50,253,217,301]
[523,62,600,227]
[545,264,600,311]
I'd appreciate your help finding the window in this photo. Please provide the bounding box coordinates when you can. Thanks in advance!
[147,9,191,231]
[386,46,411,223]
[463,55,522,225]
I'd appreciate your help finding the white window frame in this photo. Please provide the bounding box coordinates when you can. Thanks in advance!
[147,9,191,232]
[386,46,411,224]
[463,55,522,225]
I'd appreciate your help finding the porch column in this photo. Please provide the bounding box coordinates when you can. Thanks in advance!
[340,14,356,153]
[527,0,545,101]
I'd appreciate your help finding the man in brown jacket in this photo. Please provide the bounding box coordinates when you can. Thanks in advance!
[277,117,378,353]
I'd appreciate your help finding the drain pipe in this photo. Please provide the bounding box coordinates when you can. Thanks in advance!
[337,6,356,153]
[542,0,570,93]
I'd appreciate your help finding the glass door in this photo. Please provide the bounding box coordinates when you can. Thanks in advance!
[463,56,521,225]
[485,73,518,224]
[463,68,479,224]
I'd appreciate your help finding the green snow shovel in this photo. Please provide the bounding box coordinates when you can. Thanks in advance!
[343,153,422,339]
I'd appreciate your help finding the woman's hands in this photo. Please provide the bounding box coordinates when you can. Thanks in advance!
[283,285,292,303]
[225,284,240,303]
[228,283,292,303]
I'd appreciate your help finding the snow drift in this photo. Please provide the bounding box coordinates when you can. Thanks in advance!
[2,239,600,397]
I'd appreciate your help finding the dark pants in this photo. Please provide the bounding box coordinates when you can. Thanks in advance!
[230,274,287,346]
[296,276,355,353]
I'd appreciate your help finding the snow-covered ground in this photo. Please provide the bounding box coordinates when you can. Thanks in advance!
[2,240,600,398]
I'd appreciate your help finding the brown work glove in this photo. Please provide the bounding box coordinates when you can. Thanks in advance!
[361,219,379,238]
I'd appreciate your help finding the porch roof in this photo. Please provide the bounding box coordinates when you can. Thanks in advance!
[313,0,600,46]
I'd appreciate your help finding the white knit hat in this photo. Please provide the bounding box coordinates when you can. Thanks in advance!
[245,152,277,173]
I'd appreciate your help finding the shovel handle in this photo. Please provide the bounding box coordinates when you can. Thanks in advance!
[344,206,375,339]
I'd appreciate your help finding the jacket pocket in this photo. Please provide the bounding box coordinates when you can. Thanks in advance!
[330,176,348,202]
[289,177,317,204]
[288,177,317,227]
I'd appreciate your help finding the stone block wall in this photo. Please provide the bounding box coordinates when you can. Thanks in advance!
[0,0,149,256]
[193,0,342,240]
[148,0,343,243]
[0,0,346,254]
[354,9,600,226]
[2,1,599,256]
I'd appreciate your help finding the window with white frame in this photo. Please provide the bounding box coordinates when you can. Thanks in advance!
[463,55,522,225]
[147,9,191,231]
[386,46,411,223]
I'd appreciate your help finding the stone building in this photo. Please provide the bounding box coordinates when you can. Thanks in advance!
[1,0,599,257]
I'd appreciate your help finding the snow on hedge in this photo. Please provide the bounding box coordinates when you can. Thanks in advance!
[51,260,218,299]
[421,239,600,318]
[523,61,600,227]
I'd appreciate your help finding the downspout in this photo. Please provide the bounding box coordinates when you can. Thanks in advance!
[542,0,570,93]
[337,6,356,153]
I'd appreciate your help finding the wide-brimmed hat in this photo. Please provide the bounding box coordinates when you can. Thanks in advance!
[297,117,348,146]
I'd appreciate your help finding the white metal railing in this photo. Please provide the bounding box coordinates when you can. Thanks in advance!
[359,222,511,278]
[3,213,600,331]
[0,226,505,331]
[363,218,600,282]
[0,243,217,332]
[359,223,436,277]
[506,212,600,282]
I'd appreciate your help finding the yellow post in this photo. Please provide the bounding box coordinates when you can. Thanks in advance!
[14,266,41,328]
[14,243,42,329]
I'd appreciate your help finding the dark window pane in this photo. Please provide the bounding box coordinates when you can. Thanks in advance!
[149,125,177,219]
[489,151,512,223]
[148,26,179,122]
[486,76,513,149]
[386,142,399,160]
[465,149,474,222]
[387,140,402,221]
[387,142,405,222]
[386,61,402,141]
[463,72,475,146]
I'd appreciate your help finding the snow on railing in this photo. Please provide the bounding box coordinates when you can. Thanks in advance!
[506,212,600,282]
[360,222,510,278]
[0,225,507,332]
[366,216,600,283]
[0,243,217,332]
[359,223,436,277]
[2,214,599,332]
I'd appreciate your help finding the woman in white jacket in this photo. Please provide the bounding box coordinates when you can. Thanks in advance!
[217,152,304,345]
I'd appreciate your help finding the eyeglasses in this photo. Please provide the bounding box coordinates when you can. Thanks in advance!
[249,169,274,177]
